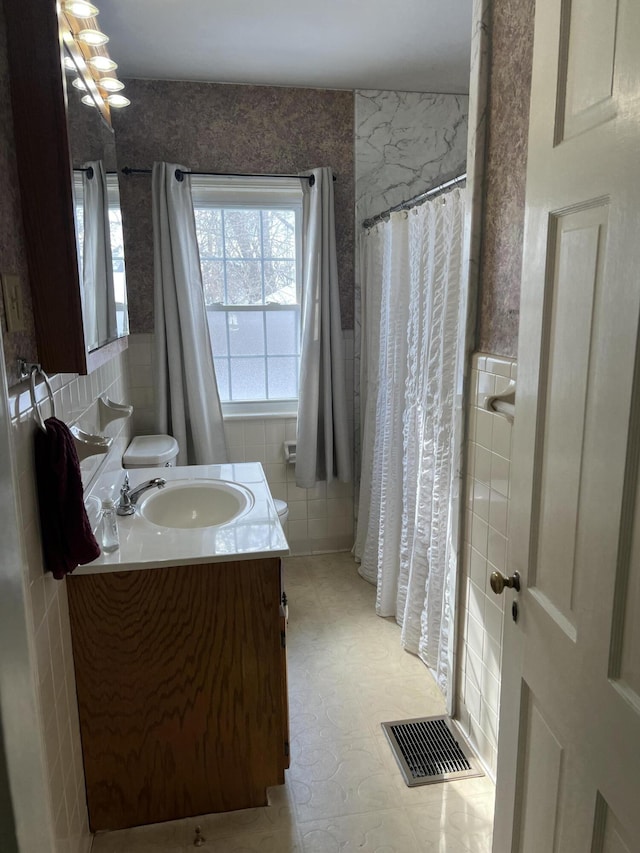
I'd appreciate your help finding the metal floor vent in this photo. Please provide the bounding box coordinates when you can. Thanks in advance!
[381,715,484,787]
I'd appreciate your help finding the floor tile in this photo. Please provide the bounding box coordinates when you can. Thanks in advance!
[404,792,494,852]
[299,809,422,852]
[288,685,369,745]
[288,735,403,822]
[356,674,446,734]
[195,827,302,852]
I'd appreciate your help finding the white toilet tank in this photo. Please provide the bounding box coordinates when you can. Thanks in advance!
[122,435,179,469]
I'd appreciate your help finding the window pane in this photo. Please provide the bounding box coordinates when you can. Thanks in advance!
[214,357,230,400]
[226,260,263,304]
[206,310,228,357]
[267,357,298,399]
[195,208,223,257]
[266,309,299,355]
[201,259,225,305]
[264,260,297,304]
[262,210,295,259]
[230,357,266,400]
[108,209,128,333]
[223,209,261,258]
[228,310,265,356]
[192,193,302,406]
[74,202,84,280]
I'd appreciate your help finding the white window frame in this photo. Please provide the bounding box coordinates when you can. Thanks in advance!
[191,175,304,417]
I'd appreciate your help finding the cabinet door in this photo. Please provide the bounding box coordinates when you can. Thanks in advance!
[68,558,286,830]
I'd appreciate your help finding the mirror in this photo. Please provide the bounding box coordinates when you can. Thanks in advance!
[66,52,129,352]
[3,0,129,374]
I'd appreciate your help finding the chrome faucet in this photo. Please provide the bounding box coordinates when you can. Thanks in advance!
[117,473,166,516]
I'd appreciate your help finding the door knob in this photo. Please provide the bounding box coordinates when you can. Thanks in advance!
[490,570,520,595]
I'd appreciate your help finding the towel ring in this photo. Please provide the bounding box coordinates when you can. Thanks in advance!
[25,363,56,433]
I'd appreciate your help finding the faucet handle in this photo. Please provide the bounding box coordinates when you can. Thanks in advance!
[117,473,135,516]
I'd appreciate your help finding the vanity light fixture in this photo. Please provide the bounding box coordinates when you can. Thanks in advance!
[87,55,117,72]
[63,0,99,17]
[106,93,130,108]
[60,6,127,116]
[98,77,124,93]
[76,28,109,47]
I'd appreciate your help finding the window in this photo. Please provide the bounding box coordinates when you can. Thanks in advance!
[191,176,303,415]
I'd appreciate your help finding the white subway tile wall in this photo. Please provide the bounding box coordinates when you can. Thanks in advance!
[8,352,132,853]
[127,331,356,556]
[456,352,516,777]
[126,333,155,434]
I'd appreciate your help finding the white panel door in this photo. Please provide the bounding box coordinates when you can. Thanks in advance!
[492,0,640,850]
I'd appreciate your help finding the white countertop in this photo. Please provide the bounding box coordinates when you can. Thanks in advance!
[77,462,289,575]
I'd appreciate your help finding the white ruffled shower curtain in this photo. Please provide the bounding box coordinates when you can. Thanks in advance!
[354,187,465,706]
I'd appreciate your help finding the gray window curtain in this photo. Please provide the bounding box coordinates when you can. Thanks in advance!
[296,167,351,488]
[152,162,228,465]
[82,160,117,350]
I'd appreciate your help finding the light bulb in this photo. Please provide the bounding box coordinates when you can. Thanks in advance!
[64,0,99,17]
[106,93,130,108]
[98,77,124,93]
[81,94,97,107]
[63,56,76,72]
[87,55,117,72]
[72,76,88,90]
[77,28,109,47]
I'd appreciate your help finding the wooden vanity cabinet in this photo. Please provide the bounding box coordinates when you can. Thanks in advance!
[66,557,289,831]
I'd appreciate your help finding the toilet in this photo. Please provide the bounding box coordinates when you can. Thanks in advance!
[122,434,180,469]
[273,498,289,525]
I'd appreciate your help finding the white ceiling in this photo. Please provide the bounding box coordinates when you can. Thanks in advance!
[97,0,473,94]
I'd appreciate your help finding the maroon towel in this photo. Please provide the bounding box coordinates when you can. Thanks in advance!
[34,417,100,579]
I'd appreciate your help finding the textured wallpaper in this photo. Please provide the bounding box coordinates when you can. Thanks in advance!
[478,0,535,358]
[0,6,38,387]
[113,80,355,332]
[67,88,117,170]
[355,90,468,225]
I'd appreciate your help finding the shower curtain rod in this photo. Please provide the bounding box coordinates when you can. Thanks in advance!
[362,172,467,230]
[121,166,337,186]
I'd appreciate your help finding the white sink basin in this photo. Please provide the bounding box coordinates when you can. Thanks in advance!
[138,479,254,529]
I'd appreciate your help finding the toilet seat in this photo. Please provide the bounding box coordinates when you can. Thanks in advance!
[273,498,289,521]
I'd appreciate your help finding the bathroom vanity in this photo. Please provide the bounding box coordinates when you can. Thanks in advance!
[67,463,289,831]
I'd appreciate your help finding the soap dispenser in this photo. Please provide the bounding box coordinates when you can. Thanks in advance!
[100,498,120,553]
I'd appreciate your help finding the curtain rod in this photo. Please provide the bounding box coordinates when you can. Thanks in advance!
[121,166,337,186]
[362,173,467,230]
[73,167,119,178]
